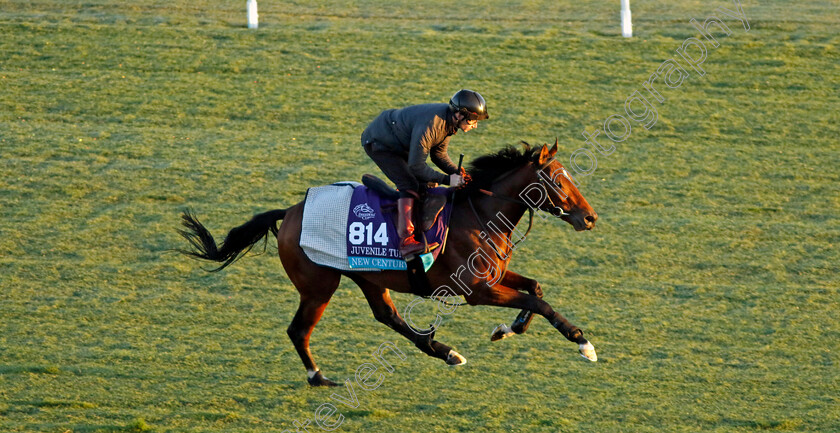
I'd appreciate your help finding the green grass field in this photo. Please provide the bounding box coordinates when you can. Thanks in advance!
[2,0,839,431]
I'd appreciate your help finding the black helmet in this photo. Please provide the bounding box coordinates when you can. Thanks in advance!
[449,89,489,120]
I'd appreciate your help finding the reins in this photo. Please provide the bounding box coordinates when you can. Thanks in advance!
[464,161,569,261]
[467,190,535,261]
[435,156,572,306]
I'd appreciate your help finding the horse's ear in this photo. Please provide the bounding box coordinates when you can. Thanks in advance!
[537,144,551,165]
[549,139,559,157]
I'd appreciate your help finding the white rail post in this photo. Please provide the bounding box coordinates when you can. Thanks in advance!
[247,0,259,29]
[621,0,632,37]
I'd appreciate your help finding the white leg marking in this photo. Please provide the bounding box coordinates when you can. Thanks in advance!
[579,342,598,362]
[446,350,467,366]
[490,323,515,341]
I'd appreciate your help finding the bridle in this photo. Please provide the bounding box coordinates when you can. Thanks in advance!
[536,162,573,218]
[465,160,571,260]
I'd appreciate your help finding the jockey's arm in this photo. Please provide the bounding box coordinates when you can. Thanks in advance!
[429,136,459,175]
[407,127,450,185]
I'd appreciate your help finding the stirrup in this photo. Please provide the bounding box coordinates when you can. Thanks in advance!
[400,238,439,258]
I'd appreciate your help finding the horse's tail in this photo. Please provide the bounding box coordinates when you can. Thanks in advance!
[177,208,286,272]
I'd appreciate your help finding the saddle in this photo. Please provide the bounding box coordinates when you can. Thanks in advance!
[361,174,448,232]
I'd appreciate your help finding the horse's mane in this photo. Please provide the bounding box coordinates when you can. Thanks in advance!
[460,142,540,195]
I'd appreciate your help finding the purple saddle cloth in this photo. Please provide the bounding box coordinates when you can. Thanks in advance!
[346,186,453,270]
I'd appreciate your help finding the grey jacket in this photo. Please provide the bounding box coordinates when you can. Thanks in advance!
[361,103,460,184]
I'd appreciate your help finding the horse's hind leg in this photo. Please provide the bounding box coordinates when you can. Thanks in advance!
[287,294,339,386]
[490,271,543,341]
[349,275,467,366]
[276,209,342,386]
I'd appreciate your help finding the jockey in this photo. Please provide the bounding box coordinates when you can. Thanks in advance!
[361,89,489,258]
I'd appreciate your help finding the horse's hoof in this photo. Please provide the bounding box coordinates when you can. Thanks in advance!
[490,323,515,342]
[445,350,467,366]
[579,341,598,362]
[307,370,341,387]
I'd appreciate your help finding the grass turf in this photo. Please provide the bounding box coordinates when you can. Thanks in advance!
[1,0,838,431]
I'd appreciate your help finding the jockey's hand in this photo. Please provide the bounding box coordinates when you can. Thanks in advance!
[459,167,472,185]
[448,174,464,187]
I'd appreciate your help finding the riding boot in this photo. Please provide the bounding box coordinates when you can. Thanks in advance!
[397,197,438,258]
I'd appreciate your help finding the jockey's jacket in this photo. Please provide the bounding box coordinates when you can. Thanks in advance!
[361,103,460,185]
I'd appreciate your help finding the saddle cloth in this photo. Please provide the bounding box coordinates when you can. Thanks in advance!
[299,182,452,272]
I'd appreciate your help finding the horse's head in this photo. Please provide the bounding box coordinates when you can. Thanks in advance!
[529,141,598,231]
[465,142,598,231]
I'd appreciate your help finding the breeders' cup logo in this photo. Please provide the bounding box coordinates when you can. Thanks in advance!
[353,203,376,220]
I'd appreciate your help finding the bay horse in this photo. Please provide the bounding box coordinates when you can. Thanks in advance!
[178,142,599,386]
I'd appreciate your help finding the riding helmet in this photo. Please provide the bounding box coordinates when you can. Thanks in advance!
[449,89,489,120]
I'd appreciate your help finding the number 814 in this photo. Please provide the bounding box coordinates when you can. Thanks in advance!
[348,222,389,246]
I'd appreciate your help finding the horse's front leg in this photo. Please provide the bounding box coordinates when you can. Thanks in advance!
[468,282,597,362]
[489,271,543,341]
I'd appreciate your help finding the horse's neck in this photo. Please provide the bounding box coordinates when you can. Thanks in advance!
[460,176,531,242]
